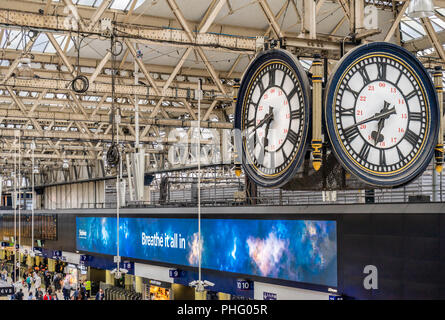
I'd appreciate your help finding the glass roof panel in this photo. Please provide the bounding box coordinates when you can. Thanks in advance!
[134,0,145,9]
[402,19,425,36]
[76,0,97,5]
[33,34,50,52]
[110,0,131,10]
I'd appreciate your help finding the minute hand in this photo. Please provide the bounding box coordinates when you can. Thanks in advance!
[248,111,274,135]
[344,106,396,131]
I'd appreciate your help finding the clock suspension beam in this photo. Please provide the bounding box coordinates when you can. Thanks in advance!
[311,54,323,171]
[434,66,444,173]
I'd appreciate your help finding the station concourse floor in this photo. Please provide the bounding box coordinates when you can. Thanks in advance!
[0,277,65,300]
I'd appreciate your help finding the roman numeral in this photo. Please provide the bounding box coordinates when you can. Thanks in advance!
[287,86,298,100]
[246,134,256,151]
[410,112,422,122]
[246,118,256,128]
[345,84,358,100]
[377,63,387,80]
[339,106,354,117]
[257,147,265,166]
[287,129,299,145]
[358,67,371,84]
[257,79,264,93]
[379,149,386,166]
[291,109,303,120]
[268,69,275,88]
[405,90,417,101]
[343,125,360,142]
[396,146,405,161]
[395,71,402,86]
[280,73,286,88]
[358,143,371,160]
[404,129,419,146]
[269,151,276,169]
[282,148,288,161]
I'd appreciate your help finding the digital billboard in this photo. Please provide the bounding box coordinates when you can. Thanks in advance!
[76,217,337,287]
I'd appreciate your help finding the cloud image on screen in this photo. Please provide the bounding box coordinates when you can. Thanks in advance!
[187,232,202,266]
[246,231,287,277]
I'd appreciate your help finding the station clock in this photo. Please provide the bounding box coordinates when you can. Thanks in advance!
[325,42,439,187]
[235,49,311,188]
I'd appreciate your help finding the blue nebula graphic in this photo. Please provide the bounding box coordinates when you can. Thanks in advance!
[76,217,337,287]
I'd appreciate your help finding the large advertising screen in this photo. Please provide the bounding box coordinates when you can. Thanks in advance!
[76,217,337,287]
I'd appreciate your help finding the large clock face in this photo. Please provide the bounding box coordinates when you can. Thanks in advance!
[235,49,310,188]
[325,42,439,187]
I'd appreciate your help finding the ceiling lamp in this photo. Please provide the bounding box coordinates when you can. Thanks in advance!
[62,159,69,169]
[406,0,435,18]
[17,55,34,78]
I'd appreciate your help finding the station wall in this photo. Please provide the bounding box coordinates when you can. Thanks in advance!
[1,203,445,299]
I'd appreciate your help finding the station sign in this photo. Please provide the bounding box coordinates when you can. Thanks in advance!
[169,269,186,278]
[263,292,277,300]
[236,279,254,291]
[121,261,134,270]
[53,250,62,258]
[0,287,14,296]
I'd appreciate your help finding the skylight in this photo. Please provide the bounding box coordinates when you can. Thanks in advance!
[109,0,132,10]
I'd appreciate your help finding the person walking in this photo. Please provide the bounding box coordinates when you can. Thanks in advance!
[15,289,24,300]
[33,272,41,291]
[95,288,104,300]
[62,279,71,300]
[25,274,32,291]
[43,291,52,300]
[43,271,50,290]
[79,281,87,300]
[71,286,79,300]
[36,288,44,300]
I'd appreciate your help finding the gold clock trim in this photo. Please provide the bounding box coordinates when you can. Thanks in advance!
[332,52,430,176]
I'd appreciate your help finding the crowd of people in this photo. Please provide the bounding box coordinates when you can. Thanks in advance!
[0,261,104,300]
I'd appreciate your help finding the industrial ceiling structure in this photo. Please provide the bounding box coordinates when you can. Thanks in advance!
[0,0,444,187]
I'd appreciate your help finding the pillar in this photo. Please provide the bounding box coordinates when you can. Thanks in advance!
[195,289,207,300]
[105,270,114,285]
[26,255,33,267]
[48,258,55,272]
[135,276,143,294]
[218,292,231,300]
[124,274,133,290]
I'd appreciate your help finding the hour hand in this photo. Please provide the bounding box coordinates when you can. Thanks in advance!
[372,115,386,146]
[371,129,385,145]
[249,108,274,134]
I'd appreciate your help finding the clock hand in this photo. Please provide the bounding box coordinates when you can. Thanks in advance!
[371,101,393,145]
[248,107,274,135]
[263,119,272,149]
[343,105,396,131]
[372,118,385,146]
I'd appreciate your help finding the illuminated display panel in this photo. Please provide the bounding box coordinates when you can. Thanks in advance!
[76,217,337,287]
[0,214,57,240]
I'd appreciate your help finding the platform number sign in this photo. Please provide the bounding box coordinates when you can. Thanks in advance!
[237,280,253,291]
[0,287,14,296]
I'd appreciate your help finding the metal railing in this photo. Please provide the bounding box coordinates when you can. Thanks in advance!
[74,184,443,209]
